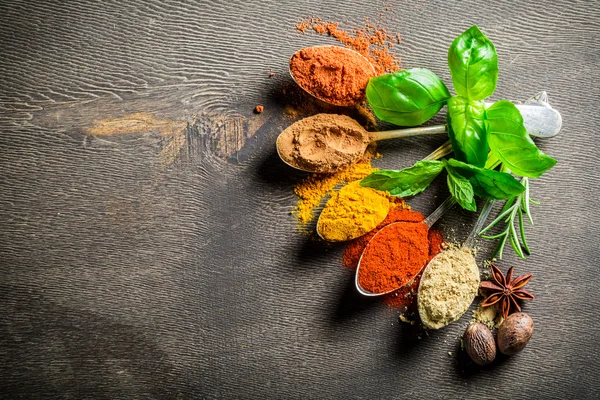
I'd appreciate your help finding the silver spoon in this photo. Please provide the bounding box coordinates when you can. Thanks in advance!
[276,92,562,173]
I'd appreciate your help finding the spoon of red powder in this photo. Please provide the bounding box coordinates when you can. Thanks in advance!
[355,196,456,296]
[289,45,377,107]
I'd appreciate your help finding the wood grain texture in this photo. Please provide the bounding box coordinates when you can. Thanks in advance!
[1,0,599,398]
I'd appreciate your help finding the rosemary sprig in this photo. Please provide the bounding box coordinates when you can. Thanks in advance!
[479,177,539,259]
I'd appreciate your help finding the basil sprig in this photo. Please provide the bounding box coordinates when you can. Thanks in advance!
[360,158,525,211]
[447,27,556,176]
[365,68,451,126]
[445,26,497,168]
[365,25,556,178]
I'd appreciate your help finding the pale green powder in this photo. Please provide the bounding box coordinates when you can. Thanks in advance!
[417,247,480,329]
[471,303,504,330]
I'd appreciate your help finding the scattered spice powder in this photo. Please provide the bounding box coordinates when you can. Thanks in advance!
[296,18,401,74]
[289,46,376,106]
[342,207,444,310]
[293,161,376,225]
[471,303,504,331]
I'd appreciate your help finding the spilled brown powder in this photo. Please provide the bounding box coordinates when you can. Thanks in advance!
[277,114,372,173]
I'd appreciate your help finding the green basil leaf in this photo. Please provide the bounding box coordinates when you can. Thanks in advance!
[448,25,498,100]
[486,100,557,178]
[445,164,476,211]
[366,68,451,126]
[447,96,488,167]
[447,158,525,200]
[359,160,444,197]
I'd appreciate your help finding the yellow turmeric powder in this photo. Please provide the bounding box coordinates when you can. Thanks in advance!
[317,181,390,241]
[293,162,376,224]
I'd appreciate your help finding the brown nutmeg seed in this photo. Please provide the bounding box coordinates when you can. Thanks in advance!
[497,312,534,355]
[463,322,496,365]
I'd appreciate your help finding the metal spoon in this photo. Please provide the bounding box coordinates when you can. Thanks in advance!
[355,196,457,296]
[289,45,377,107]
[276,92,562,173]
[276,123,447,173]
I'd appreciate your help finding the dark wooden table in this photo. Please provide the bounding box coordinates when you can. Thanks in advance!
[1,1,599,398]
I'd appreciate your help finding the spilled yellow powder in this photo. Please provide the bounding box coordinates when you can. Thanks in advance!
[293,162,376,224]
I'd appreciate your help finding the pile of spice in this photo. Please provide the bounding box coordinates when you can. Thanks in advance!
[289,47,376,106]
[316,181,390,242]
[277,114,372,173]
[293,161,376,225]
[417,247,480,329]
[342,207,443,311]
[358,221,430,294]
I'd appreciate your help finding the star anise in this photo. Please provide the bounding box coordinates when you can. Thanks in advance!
[480,264,534,318]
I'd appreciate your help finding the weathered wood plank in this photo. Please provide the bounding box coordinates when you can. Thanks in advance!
[0,0,599,398]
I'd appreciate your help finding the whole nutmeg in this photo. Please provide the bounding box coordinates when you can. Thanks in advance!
[463,322,496,365]
[497,312,534,355]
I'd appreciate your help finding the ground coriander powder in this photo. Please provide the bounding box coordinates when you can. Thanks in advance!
[417,247,480,329]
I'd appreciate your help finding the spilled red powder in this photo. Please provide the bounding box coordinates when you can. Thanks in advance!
[342,207,444,310]
[295,18,401,74]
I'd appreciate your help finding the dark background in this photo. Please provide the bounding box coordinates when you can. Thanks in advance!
[1,0,598,398]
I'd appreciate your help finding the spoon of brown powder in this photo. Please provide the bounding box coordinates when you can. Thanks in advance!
[276,113,447,173]
[276,92,562,174]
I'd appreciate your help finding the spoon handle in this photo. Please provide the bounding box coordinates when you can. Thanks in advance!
[423,196,456,229]
[370,125,447,141]
[463,199,495,249]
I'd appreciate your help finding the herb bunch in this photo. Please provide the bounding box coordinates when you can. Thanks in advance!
[361,25,557,256]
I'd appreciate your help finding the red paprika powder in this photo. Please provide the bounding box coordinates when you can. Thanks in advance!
[358,221,430,294]
[289,46,376,106]
[342,207,443,309]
